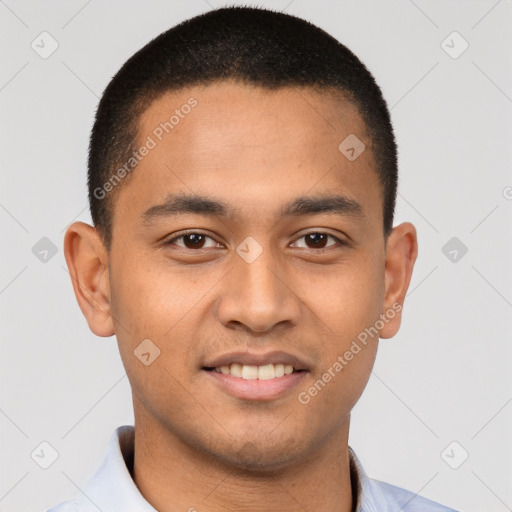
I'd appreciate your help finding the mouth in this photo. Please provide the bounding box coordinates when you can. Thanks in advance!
[203,363,303,380]
[202,351,309,401]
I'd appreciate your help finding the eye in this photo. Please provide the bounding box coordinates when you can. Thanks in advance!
[165,231,343,251]
[291,232,343,250]
[166,232,222,250]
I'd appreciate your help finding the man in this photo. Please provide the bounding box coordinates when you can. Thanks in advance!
[51,6,457,512]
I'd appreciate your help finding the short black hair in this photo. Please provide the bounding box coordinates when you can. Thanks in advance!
[88,6,398,249]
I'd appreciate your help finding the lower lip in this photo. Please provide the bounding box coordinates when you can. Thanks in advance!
[203,369,307,401]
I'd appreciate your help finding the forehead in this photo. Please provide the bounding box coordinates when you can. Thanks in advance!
[113,81,381,229]
[137,81,367,157]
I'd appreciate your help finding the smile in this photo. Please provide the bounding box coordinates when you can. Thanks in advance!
[203,366,307,401]
[210,363,296,380]
[202,350,310,400]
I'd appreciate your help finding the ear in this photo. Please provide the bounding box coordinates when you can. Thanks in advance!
[379,222,418,339]
[63,221,115,337]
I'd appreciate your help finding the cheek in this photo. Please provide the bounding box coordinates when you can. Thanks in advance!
[302,250,385,341]
[107,254,182,389]
[108,255,199,420]
[109,251,202,339]
[300,249,384,392]
[107,250,224,393]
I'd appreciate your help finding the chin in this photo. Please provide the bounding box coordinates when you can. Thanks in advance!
[203,434,308,475]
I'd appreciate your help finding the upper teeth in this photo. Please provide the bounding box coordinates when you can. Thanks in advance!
[214,363,294,380]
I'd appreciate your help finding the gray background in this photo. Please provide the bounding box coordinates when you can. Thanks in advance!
[1,1,511,511]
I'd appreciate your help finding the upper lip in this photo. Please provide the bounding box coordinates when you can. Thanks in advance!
[203,350,310,371]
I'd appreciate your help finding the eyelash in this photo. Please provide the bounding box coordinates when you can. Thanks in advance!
[165,231,345,251]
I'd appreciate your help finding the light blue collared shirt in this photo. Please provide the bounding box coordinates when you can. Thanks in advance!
[48,425,458,512]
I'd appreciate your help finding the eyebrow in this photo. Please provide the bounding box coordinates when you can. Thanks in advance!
[140,193,363,223]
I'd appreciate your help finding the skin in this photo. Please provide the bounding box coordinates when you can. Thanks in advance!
[64,81,417,512]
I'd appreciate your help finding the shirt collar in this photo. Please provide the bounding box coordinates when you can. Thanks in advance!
[349,445,397,512]
[76,426,387,512]
[74,426,156,511]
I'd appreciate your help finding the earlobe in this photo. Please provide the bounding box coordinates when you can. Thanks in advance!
[379,222,418,339]
[63,222,115,337]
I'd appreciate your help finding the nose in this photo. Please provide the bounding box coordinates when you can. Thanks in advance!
[215,246,301,334]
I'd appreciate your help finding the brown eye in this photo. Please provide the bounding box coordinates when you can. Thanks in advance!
[182,234,206,249]
[291,232,341,250]
[305,233,328,248]
[167,233,219,249]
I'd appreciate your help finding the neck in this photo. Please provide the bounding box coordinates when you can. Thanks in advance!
[132,412,355,512]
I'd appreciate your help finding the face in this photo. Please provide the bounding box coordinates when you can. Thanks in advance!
[68,81,416,471]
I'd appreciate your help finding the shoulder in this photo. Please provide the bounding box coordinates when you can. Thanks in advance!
[368,479,459,512]
[349,447,458,512]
